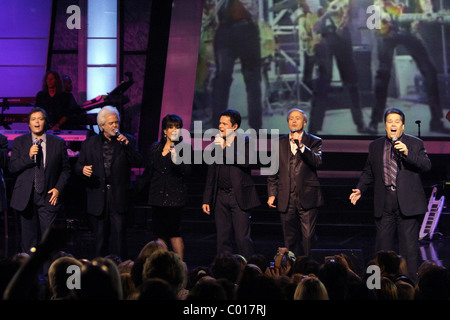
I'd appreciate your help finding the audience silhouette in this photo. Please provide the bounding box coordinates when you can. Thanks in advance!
[2,225,450,301]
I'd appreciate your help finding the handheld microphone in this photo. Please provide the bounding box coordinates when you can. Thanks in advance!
[32,138,39,163]
[113,128,126,144]
[290,129,300,148]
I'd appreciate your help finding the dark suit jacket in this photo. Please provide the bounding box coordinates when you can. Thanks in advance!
[9,133,70,212]
[202,133,261,212]
[139,141,192,208]
[74,133,142,216]
[0,134,9,212]
[356,134,431,217]
[267,132,324,212]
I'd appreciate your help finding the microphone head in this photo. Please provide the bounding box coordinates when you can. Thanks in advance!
[392,136,398,142]
[113,128,120,135]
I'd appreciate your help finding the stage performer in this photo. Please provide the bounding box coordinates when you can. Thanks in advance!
[140,114,191,261]
[308,0,371,135]
[75,106,142,259]
[202,109,260,260]
[369,0,448,133]
[267,108,324,257]
[350,108,431,281]
[35,71,76,131]
[211,0,262,130]
[9,107,70,253]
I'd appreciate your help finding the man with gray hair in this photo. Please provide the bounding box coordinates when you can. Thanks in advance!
[75,106,142,259]
[267,108,324,257]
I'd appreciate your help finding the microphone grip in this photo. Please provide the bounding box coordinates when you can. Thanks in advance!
[32,139,39,162]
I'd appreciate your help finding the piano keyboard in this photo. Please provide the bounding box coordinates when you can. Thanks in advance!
[419,186,445,240]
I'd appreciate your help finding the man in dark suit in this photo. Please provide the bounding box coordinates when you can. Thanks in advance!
[202,109,260,259]
[75,106,142,259]
[9,107,70,253]
[267,108,324,257]
[0,133,9,219]
[350,108,432,280]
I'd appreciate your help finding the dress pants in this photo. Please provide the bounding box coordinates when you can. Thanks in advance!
[309,29,364,133]
[280,191,318,257]
[375,189,419,282]
[371,31,442,125]
[90,186,126,259]
[19,190,59,253]
[214,189,253,260]
[211,20,262,130]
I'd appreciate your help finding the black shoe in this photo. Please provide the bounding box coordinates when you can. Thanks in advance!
[357,125,375,134]
[368,122,378,134]
[430,120,450,134]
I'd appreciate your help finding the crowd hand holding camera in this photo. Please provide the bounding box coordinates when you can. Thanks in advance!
[265,247,292,277]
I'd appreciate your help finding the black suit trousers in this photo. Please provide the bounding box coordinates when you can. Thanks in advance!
[19,190,60,253]
[214,189,253,260]
[89,187,126,259]
[280,191,318,257]
[375,189,419,281]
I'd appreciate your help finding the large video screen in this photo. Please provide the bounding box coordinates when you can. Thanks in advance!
[191,0,450,138]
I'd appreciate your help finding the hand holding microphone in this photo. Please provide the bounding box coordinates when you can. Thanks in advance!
[114,128,129,145]
[392,135,408,156]
[214,133,225,149]
[30,138,40,162]
[290,129,303,149]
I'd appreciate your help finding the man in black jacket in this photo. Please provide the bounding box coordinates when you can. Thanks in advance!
[267,108,324,257]
[350,108,431,280]
[202,109,260,259]
[75,106,142,259]
[9,108,70,253]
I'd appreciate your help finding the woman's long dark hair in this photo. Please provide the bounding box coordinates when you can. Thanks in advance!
[42,70,64,94]
[153,114,184,153]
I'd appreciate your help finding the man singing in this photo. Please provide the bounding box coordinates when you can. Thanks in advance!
[350,108,431,281]
[267,108,324,257]
[75,106,142,259]
[202,109,260,260]
[9,107,70,253]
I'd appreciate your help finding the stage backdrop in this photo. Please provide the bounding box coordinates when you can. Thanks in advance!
[191,0,450,138]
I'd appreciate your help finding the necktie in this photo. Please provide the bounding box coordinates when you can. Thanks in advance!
[34,139,44,193]
[388,144,398,187]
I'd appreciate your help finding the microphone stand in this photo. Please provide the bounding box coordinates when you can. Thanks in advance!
[415,120,421,138]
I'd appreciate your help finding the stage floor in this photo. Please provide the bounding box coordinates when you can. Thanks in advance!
[2,212,450,277]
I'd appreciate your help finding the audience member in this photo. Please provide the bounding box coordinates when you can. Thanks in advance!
[47,256,82,300]
[186,278,228,300]
[293,275,329,300]
[129,278,178,300]
[318,260,349,300]
[211,254,241,285]
[75,259,123,300]
[142,250,187,298]
[130,240,167,287]
[375,277,398,300]
[395,280,415,300]
[3,227,450,302]
[416,265,450,300]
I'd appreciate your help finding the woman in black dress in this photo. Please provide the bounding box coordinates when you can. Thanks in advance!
[143,114,191,260]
